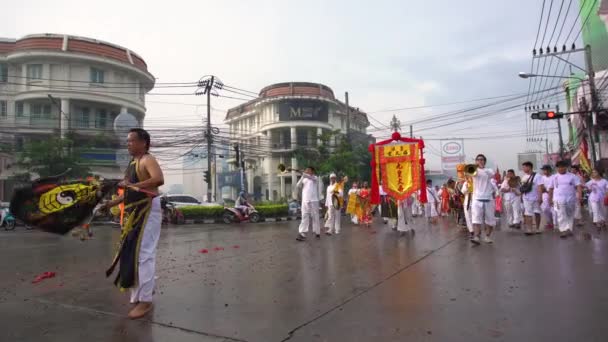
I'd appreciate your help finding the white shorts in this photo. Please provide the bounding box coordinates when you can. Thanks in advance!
[523,199,541,216]
[471,199,496,226]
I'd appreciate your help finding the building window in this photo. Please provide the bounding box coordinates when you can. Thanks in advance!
[27,64,42,80]
[15,102,23,117]
[95,109,107,128]
[90,68,104,84]
[0,64,7,83]
[76,107,90,128]
[30,104,41,119]
[0,101,6,119]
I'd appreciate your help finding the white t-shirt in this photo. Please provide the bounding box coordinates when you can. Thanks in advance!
[541,174,554,191]
[549,172,581,204]
[298,173,319,203]
[586,178,608,203]
[472,168,495,200]
[379,185,387,196]
[500,179,520,201]
[521,172,543,202]
[426,187,438,203]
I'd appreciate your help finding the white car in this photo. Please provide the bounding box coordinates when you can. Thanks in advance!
[163,194,203,208]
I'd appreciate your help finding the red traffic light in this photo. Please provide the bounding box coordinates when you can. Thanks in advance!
[531,111,563,120]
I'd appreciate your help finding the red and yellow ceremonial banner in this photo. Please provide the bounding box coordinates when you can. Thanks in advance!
[369,132,427,204]
[376,143,421,201]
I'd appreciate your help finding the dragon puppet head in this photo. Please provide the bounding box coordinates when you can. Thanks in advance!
[10,177,118,235]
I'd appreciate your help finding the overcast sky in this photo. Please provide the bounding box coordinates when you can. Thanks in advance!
[5,0,579,185]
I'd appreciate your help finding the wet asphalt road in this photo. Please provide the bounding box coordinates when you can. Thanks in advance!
[0,216,607,342]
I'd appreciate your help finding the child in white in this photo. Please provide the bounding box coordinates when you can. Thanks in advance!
[539,165,556,230]
[324,173,342,235]
[500,169,522,228]
[585,169,608,229]
[424,180,439,223]
[549,161,582,238]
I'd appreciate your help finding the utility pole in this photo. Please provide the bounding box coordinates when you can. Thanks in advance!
[206,76,214,202]
[345,92,350,142]
[556,105,565,159]
[409,125,413,138]
[389,115,401,132]
[585,44,599,167]
[196,75,223,202]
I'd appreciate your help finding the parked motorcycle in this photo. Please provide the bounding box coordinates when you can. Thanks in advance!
[1,208,16,231]
[222,206,261,224]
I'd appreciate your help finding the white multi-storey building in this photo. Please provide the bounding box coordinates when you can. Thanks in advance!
[0,33,155,201]
[223,82,371,201]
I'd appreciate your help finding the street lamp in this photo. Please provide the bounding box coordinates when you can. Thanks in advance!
[518,72,585,81]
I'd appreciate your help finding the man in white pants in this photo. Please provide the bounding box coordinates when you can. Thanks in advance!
[424,180,439,224]
[392,199,414,236]
[586,169,608,229]
[501,169,522,229]
[470,154,496,244]
[521,161,543,235]
[103,128,164,320]
[324,173,342,235]
[549,160,582,238]
[539,165,556,231]
[296,167,321,241]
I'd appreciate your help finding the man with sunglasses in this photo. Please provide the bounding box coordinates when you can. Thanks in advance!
[470,154,496,244]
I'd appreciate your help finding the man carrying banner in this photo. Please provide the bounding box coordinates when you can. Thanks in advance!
[103,128,164,319]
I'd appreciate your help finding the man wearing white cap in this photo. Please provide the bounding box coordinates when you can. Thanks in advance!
[325,173,342,235]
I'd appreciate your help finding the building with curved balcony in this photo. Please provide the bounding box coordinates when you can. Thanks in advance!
[0,33,155,200]
[223,82,371,201]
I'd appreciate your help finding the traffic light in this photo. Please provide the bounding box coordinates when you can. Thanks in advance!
[596,110,608,130]
[203,170,211,184]
[531,111,564,120]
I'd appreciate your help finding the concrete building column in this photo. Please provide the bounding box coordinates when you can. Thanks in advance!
[266,156,273,201]
[247,167,254,195]
[60,98,70,138]
[291,126,298,200]
[317,127,323,146]
[279,156,286,199]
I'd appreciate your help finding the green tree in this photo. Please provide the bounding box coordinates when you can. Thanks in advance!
[294,130,371,182]
[12,136,91,181]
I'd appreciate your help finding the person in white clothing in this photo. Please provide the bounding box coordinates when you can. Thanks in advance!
[296,167,321,241]
[392,199,414,236]
[500,169,522,229]
[585,169,608,230]
[411,192,422,217]
[521,161,543,235]
[379,184,390,224]
[539,165,556,231]
[324,173,342,235]
[424,179,439,223]
[549,160,583,238]
[571,165,585,226]
[461,179,474,236]
[470,154,496,244]
[348,182,359,224]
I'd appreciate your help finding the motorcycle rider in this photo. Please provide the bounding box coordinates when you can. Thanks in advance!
[235,191,252,217]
